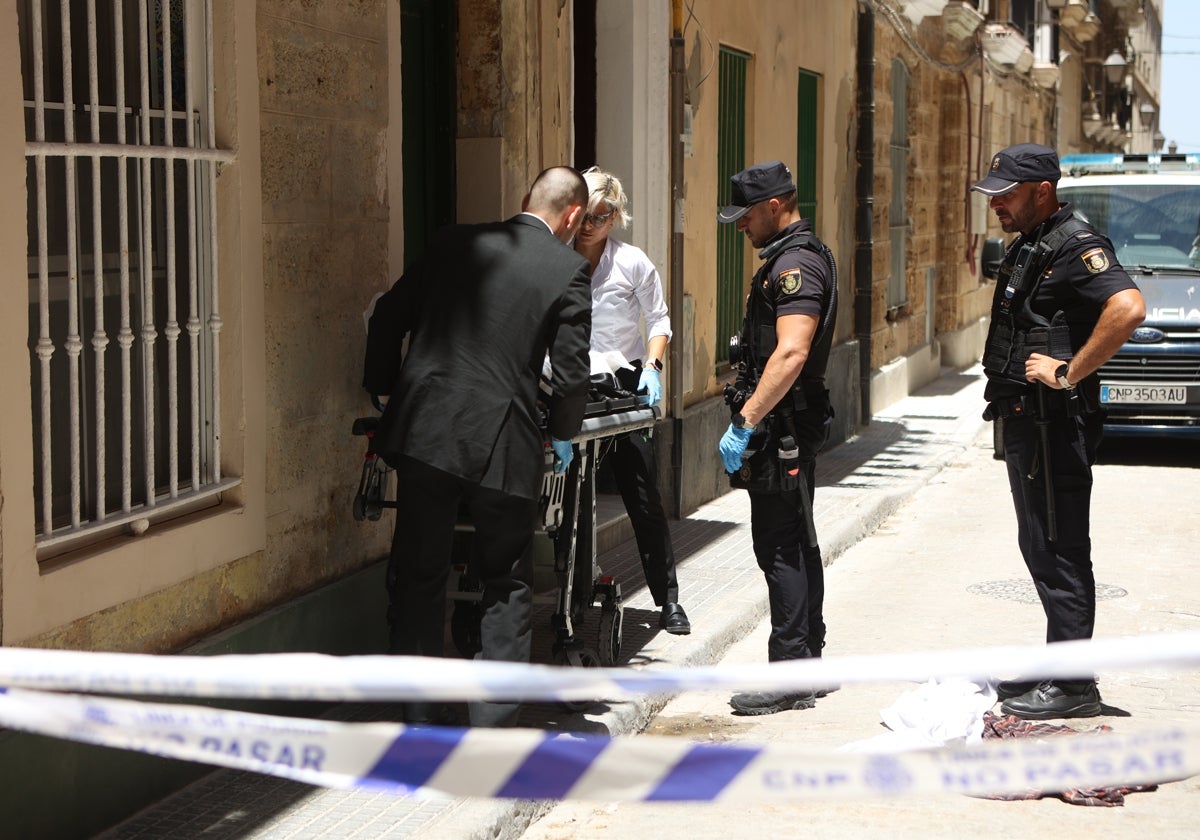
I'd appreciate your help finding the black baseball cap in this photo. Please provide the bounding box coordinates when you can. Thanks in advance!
[970,143,1061,196]
[717,161,797,223]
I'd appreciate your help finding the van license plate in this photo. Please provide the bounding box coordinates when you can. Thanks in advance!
[1100,384,1187,404]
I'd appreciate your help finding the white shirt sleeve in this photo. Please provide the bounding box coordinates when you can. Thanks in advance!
[589,238,672,362]
[635,257,672,344]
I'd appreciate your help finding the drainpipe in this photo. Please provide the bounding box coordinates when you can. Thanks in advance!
[668,0,686,517]
[854,3,875,426]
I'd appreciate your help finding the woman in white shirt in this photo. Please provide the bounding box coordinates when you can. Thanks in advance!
[574,167,689,635]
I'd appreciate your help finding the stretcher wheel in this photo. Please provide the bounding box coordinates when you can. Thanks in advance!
[597,607,622,666]
[560,646,600,668]
[451,602,483,657]
[554,645,602,712]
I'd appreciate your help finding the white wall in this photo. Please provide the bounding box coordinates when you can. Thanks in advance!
[594,0,672,275]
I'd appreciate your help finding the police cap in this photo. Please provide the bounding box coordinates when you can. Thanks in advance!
[970,143,1061,196]
[717,161,797,223]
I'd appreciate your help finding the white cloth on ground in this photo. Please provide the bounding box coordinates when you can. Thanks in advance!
[838,678,997,754]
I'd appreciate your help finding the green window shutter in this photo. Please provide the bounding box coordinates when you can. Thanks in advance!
[796,70,819,229]
[716,47,749,368]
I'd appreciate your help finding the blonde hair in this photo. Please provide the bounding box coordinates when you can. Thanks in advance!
[581,166,633,229]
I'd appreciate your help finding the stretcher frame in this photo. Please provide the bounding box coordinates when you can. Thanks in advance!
[351,395,659,686]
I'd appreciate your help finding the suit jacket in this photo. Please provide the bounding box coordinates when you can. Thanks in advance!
[363,214,592,499]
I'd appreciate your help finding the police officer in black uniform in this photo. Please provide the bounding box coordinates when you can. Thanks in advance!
[716,161,838,716]
[972,144,1145,719]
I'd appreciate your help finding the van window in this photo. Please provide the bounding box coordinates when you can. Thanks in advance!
[1059,183,1200,270]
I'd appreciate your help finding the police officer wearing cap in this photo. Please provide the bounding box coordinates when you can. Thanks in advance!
[715,161,838,716]
[972,143,1145,720]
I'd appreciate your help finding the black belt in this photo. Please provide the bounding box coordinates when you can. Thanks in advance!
[982,396,1029,421]
[985,390,1094,422]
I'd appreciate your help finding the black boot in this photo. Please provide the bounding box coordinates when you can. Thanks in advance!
[729,689,817,716]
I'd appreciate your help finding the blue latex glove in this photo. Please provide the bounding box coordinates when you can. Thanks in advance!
[637,367,662,406]
[718,424,754,473]
[551,438,574,473]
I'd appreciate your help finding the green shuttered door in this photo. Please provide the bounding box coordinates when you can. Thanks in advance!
[716,47,749,368]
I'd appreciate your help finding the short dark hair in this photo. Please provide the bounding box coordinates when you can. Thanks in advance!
[527,166,588,215]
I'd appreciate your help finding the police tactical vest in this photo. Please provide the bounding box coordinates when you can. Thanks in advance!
[982,217,1104,385]
[730,230,837,495]
[742,230,838,375]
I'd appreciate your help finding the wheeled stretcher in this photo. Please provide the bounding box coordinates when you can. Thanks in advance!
[351,386,659,677]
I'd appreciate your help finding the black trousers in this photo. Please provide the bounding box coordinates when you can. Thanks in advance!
[748,457,825,662]
[388,456,538,727]
[606,365,679,606]
[1001,409,1104,648]
[602,427,679,606]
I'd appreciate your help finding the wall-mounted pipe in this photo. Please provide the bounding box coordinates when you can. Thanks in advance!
[669,0,686,517]
[854,3,875,426]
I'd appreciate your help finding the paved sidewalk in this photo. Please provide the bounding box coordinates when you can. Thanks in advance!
[99,367,990,840]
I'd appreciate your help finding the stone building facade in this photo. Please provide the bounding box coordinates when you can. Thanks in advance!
[0,1,1161,836]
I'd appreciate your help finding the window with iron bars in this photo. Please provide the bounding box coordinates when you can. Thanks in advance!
[20,0,236,555]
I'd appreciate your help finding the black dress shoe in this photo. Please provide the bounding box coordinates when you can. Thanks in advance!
[730,689,817,716]
[1000,680,1102,720]
[994,679,1038,701]
[659,603,691,635]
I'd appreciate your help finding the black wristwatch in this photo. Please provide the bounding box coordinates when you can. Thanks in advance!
[732,412,755,430]
[644,358,663,372]
[1055,362,1075,390]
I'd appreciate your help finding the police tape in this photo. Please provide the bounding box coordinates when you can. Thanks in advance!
[1,630,1198,703]
[0,686,1196,802]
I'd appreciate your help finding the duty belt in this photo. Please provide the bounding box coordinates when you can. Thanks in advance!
[982,396,1029,421]
[984,390,1087,422]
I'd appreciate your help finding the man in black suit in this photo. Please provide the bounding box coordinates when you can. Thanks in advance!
[363,166,592,727]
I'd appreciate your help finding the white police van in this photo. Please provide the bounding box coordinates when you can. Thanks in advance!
[1055,153,1200,437]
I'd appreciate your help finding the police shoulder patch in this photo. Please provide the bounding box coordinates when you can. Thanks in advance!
[1080,247,1110,274]
[778,268,803,294]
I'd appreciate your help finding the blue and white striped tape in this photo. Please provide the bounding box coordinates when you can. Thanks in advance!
[2,631,1198,801]
[0,686,1195,802]
[2,630,1198,703]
